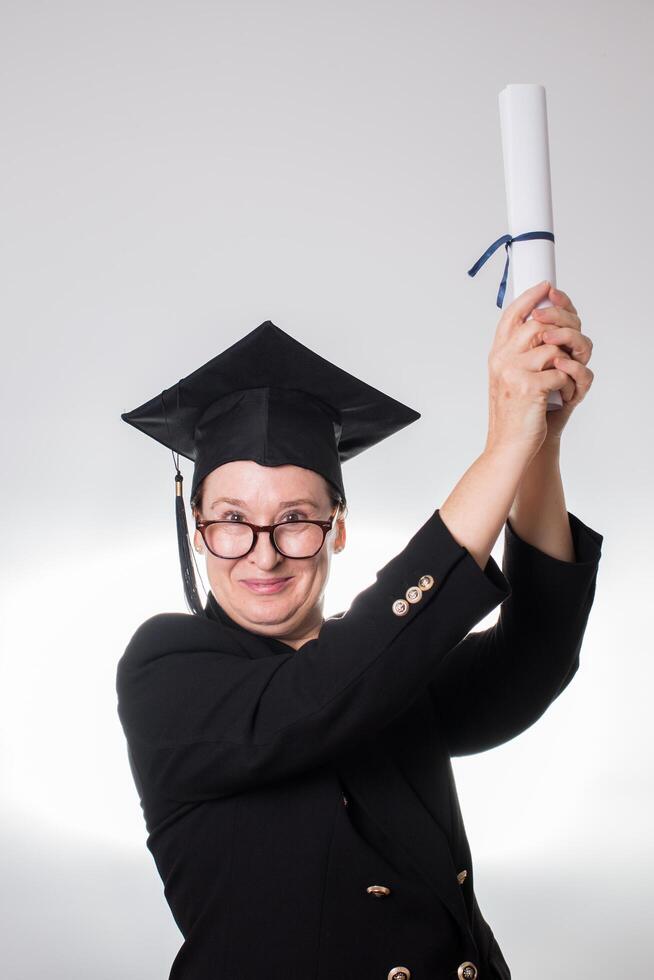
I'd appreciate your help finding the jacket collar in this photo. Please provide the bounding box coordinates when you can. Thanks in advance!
[204,590,247,631]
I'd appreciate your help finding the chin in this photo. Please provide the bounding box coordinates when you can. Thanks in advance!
[245,592,294,611]
[241,590,305,622]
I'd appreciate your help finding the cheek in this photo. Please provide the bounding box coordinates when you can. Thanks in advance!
[206,557,238,590]
[301,554,328,593]
[281,555,326,599]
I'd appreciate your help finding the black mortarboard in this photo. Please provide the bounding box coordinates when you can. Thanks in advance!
[121,319,421,615]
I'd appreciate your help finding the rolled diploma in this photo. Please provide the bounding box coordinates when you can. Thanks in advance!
[499,83,562,410]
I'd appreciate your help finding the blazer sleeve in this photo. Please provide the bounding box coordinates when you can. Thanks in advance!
[427,510,604,757]
[116,507,512,803]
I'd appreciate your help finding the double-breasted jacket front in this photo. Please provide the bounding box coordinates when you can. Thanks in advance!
[116,507,603,980]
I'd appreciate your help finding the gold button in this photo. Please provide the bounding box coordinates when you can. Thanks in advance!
[405,586,422,604]
[457,963,478,980]
[457,869,468,884]
[392,598,409,616]
[388,969,411,980]
[418,574,435,591]
[366,884,391,897]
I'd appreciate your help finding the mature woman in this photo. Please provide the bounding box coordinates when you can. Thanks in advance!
[117,280,603,980]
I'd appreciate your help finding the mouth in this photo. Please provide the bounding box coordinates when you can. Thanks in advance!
[240,576,293,595]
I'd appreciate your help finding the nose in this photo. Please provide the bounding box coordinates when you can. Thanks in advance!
[249,528,285,566]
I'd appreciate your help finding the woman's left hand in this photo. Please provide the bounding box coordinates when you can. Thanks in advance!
[530,286,594,440]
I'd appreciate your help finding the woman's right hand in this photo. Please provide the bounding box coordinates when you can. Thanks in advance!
[485,279,570,463]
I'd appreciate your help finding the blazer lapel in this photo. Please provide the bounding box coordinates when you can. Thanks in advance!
[336,741,475,946]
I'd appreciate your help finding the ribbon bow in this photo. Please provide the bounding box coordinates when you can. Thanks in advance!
[467,230,555,308]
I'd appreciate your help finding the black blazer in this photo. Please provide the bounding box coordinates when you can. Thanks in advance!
[116,507,603,980]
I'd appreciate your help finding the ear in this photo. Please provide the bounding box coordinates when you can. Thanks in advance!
[334,514,347,553]
[193,527,204,554]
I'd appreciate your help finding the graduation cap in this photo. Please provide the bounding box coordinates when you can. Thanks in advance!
[121,319,421,615]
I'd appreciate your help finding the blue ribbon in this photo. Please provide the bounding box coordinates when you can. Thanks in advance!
[467,231,555,308]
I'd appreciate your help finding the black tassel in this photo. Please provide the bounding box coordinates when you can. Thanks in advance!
[175,471,205,616]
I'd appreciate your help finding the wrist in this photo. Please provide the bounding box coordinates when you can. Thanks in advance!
[509,439,562,519]
[482,438,535,474]
[534,433,562,462]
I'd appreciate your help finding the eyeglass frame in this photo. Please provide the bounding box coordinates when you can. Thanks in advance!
[195,503,342,559]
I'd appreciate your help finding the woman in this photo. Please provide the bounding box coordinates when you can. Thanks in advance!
[117,280,603,980]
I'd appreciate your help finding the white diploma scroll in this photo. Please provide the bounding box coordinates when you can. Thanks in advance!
[499,83,562,410]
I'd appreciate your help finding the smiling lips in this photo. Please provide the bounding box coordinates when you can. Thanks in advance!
[241,577,293,594]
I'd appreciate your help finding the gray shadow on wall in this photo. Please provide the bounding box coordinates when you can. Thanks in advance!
[1,822,180,980]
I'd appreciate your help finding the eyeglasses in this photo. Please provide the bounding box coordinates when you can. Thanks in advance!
[195,505,341,560]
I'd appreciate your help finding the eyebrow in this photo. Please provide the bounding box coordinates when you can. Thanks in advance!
[208,496,322,512]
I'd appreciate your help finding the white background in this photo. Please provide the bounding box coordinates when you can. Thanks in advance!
[1,1,651,977]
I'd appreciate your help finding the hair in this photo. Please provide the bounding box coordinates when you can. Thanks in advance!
[190,473,348,521]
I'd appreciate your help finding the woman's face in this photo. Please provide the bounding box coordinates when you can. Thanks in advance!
[193,460,346,646]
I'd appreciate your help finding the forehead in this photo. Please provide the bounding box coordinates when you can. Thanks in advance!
[202,460,329,507]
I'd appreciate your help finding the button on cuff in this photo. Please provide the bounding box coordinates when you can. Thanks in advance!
[392,598,409,616]
[457,962,478,980]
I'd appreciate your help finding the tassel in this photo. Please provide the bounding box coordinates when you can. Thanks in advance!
[175,471,205,616]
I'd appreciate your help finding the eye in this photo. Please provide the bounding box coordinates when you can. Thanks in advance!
[220,509,309,523]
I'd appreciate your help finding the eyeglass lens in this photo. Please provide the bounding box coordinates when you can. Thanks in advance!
[203,521,326,559]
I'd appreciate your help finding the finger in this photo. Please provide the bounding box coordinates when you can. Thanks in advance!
[519,346,588,398]
[528,348,593,410]
[520,343,571,373]
[512,314,582,356]
[540,327,593,365]
[560,375,577,403]
[553,356,594,401]
[531,306,581,331]
[532,365,570,396]
[499,279,552,334]
[546,286,577,315]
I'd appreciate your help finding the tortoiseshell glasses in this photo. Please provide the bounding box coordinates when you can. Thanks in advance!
[195,505,341,559]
